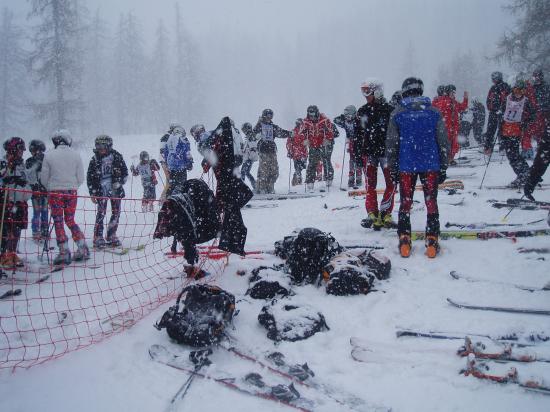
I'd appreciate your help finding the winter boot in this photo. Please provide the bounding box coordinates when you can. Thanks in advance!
[73,240,90,262]
[53,243,72,266]
[380,212,397,229]
[399,234,412,258]
[93,237,106,249]
[106,236,121,247]
[306,183,314,193]
[361,212,379,229]
[425,235,440,258]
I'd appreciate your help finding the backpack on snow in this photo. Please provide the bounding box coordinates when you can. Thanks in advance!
[246,266,292,300]
[323,252,374,296]
[258,300,329,342]
[154,284,235,347]
[286,228,342,284]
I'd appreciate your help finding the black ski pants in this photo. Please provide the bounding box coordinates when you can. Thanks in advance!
[501,136,530,182]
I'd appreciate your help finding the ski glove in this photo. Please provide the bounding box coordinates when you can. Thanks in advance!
[438,169,447,185]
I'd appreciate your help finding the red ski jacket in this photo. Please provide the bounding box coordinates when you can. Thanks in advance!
[286,125,308,159]
[299,114,334,149]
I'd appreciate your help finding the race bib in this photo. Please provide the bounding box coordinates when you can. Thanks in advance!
[503,96,526,123]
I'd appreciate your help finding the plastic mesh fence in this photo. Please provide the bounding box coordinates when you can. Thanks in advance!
[0,188,228,370]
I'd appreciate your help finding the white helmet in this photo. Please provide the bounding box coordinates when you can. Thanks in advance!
[172,125,185,136]
[361,78,384,99]
[51,129,72,147]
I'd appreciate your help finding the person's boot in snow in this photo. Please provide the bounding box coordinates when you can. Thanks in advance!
[379,212,396,229]
[73,240,90,261]
[361,212,379,229]
[54,243,72,266]
[106,236,121,247]
[425,235,440,258]
[93,237,106,249]
[399,234,412,258]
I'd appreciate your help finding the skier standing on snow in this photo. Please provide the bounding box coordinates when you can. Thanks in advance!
[41,131,89,265]
[162,125,193,197]
[240,122,259,191]
[130,151,160,212]
[301,105,335,191]
[356,80,395,230]
[524,69,550,200]
[25,139,49,242]
[159,122,179,201]
[484,71,511,154]
[0,137,30,268]
[334,105,363,189]
[286,118,308,186]
[253,109,290,194]
[87,135,128,248]
[386,77,449,258]
[471,98,486,145]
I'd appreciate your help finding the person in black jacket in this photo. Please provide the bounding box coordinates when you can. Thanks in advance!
[334,105,363,188]
[87,135,128,248]
[25,139,49,241]
[471,98,486,144]
[356,79,395,230]
[484,71,511,153]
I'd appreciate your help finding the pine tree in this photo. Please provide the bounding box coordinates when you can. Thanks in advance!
[495,0,550,72]
[0,8,29,137]
[29,0,84,131]
[149,19,173,131]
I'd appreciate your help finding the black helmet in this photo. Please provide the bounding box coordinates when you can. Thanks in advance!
[533,68,544,82]
[261,108,274,120]
[437,85,445,96]
[139,151,149,161]
[401,77,424,97]
[3,137,26,154]
[29,139,46,153]
[491,71,503,82]
[390,91,403,106]
[51,129,72,147]
[306,105,320,120]
[344,105,357,119]
[295,118,303,127]
[445,84,457,94]
[190,124,205,141]
[241,122,253,134]
[95,134,113,151]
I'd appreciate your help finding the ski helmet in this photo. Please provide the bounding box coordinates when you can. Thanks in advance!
[172,125,185,136]
[262,108,274,119]
[139,151,149,162]
[491,71,503,82]
[401,77,424,97]
[513,79,526,90]
[306,105,320,121]
[169,121,182,131]
[241,122,253,135]
[437,85,445,96]
[295,118,303,127]
[51,129,72,147]
[344,105,357,120]
[445,84,457,95]
[29,139,46,154]
[190,124,205,140]
[390,91,403,106]
[361,78,384,99]
[3,137,26,154]
[94,134,113,151]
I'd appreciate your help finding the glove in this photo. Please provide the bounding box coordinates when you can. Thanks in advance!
[438,169,447,185]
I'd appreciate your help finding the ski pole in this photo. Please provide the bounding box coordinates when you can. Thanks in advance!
[339,140,347,191]
[168,350,212,408]
[501,195,524,222]
[288,157,292,194]
[479,136,498,190]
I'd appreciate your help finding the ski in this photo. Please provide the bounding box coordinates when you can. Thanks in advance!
[0,274,50,285]
[395,328,549,345]
[93,244,145,256]
[411,228,550,241]
[149,344,314,412]
[485,184,550,190]
[447,172,476,179]
[447,297,550,316]
[444,219,544,230]
[244,203,279,209]
[348,180,464,197]
[491,202,549,211]
[449,271,549,292]
[50,263,102,273]
[251,193,324,201]
[507,198,550,207]
[458,337,550,363]
[517,247,550,254]
[0,288,21,299]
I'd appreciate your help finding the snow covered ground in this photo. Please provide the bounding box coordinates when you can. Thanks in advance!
[1,133,549,412]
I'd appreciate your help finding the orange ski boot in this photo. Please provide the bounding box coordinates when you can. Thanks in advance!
[425,235,440,258]
[399,234,412,258]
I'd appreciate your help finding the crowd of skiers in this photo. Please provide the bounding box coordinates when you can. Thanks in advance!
[1,68,549,265]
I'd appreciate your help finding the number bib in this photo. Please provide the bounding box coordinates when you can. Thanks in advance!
[503,95,526,123]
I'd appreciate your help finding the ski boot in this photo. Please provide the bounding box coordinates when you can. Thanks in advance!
[291,173,300,186]
[106,236,122,247]
[425,235,440,258]
[73,241,90,262]
[53,245,72,267]
[93,237,106,249]
[399,234,412,258]
[379,212,397,229]
[361,212,379,229]
[348,178,355,189]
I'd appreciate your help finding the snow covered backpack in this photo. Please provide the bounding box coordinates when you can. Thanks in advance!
[154,284,235,347]
[285,228,342,284]
[323,252,374,296]
[258,300,329,342]
[246,266,292,300]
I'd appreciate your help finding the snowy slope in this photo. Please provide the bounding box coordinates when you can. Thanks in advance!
[1,134,549,412]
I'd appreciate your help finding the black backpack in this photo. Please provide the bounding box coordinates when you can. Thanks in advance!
[323,252,374,296]
[155,284,236,347]
[246,266,292,300]
[286,228,342,284]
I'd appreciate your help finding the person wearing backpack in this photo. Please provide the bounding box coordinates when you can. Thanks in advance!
[87,135,128,249]
[25,139,49,242]
[386,77,449,258]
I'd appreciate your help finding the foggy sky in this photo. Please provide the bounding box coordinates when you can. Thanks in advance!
[2,0,514,131]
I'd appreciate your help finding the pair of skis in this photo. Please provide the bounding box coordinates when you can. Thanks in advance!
[410,228,550,241]
[348,180,464,197]
[449,270,550,292]
[490,197,550,211]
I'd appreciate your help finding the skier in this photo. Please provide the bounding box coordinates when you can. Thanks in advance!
[130,151,160,212]
[87,135,128,248]
[25,139,49,242]
[300,105,335,191]
[159,121,180,201]
[334,105,363,188]
[484,71,511,154]
[41,130,89,265]
[253,109,289,194]
[356,79,395,230]
[240,122,259,191]
[524,69,550,200]
[386,77,449,258]
[0,137,30,268]
[432,84,468,164]
[286,118,308,186]
[499,79,536,188]
[162,125,193,197]
[471,98,486,145]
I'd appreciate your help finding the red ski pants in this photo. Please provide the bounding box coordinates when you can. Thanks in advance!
[48,190,85,246]
[363,157,395,215]
[398,172,440,236]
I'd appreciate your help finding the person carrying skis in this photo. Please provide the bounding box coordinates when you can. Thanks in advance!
[356,79,395,230]
[87,135,128,248]
[484,71,511,154]
[162,125,193,197]
[386,77,449,258]
[334,105,363,189]
[524,69,550,201]
[240,122,259,191]
[253,109,289,194]
[301,105,335,192]
[130,151,160,212]
[286,118,308,186]
[25,139,49,242]
[0,137,30,268]
[471,98,486,145]
[41,130,89,265]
